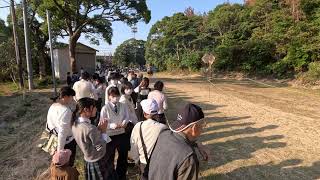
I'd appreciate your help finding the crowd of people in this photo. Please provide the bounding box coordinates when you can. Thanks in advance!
[44,68,208,180]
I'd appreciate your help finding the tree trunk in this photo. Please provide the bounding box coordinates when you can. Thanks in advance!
[176,44,180,62]
[69,38,77,73]
[38,50,47,79]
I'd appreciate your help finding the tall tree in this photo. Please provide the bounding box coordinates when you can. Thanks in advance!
[113,38,146,67]
[34,0,151,73]
[0,20,17,82]
[145,12,206,71]
[7,4,50,79]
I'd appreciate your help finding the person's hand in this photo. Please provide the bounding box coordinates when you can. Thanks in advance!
[197,142,209,161]
[121,123,127,129]
[98,118,108,132]
[114,123,122,129]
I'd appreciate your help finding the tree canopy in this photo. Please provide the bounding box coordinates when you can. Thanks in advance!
[113,38,146,67]
[32,0,151,72]
[144,0,320,82]
[145,11,208,71]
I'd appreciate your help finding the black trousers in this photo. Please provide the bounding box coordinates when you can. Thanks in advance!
[108,133,130,180]
[64,139,77,167]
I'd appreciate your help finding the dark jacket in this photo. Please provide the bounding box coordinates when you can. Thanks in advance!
[148,130,199,180]
[67,75,72,86]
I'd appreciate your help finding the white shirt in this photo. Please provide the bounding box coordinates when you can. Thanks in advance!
[73,79,97,101]
[130,119,167,164]
[100,102,130,136]
[148,90,167,114]
[134,86,150,96]
[120,95,138,124]
[47,103,73,150]
[95,84,105,99]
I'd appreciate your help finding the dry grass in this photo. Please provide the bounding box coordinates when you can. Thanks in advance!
[0,82,19,96]
[155,74,320,180]
[0,90,52,180]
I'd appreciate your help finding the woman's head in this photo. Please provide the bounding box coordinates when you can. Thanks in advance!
[92,73,99,81]
[95,77,104,85]
[108,87,121,104]
[76,98,97,118]
[140,77,150,88]
[120,77,128,84]
[109,73,120,85]
[81,71,90,80]
[51,86,75,103]
[121,82,133,95]
[154,81,164,91]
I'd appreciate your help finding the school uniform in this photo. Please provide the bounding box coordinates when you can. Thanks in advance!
[92,83,105,126]
[100,102,130,180]
[95,84,105,111]
[120,95,138,124]
[72,79,97,101]
[148,90,168,124]
[134,87,151,122]
[47,103,76,166]
[72,117,116,180]
[67,75,72,87]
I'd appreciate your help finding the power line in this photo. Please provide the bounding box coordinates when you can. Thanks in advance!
[1,0,10,4]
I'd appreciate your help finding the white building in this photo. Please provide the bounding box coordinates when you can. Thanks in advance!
[53,43,97,81]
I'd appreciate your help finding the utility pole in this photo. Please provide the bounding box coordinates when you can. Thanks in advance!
[22,0,34,90]
[10,0,24,90]
[132,25,137,39]
[131,24,137,67]
[46,10,57,96]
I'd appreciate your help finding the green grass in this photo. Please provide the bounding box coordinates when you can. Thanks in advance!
[0,76,62,95]
[34,76,61,89]
[0,82,19,96]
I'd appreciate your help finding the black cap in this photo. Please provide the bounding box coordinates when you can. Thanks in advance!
[170,103,204,132]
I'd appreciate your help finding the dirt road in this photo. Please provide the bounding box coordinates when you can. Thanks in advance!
[1,73,320,179]
[154,73,320,180]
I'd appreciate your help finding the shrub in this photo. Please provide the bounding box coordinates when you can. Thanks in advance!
[180,51,202,71]
[36,77,60,88]
[299,62,320,84]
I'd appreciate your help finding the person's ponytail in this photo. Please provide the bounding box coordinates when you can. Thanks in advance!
[71,104,79,125]
[51,86,76,102]
[50,95,60,102]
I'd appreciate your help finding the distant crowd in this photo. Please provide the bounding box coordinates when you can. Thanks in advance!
[42,67,209,180]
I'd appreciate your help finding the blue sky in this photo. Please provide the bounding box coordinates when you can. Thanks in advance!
[0,0,243,55]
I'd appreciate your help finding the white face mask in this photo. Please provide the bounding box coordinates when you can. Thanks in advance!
[110,96,120,104]
[110,80,118,86]
[124,89,133,95]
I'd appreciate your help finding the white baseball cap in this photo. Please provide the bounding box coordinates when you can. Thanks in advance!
[141,99,159,115]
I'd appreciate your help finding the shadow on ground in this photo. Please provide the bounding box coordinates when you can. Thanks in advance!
[157,76,288,89]
[202,159,320,180]
[155,77,312,180]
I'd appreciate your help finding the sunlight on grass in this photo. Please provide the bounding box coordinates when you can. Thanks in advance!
[0,82,19,96]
